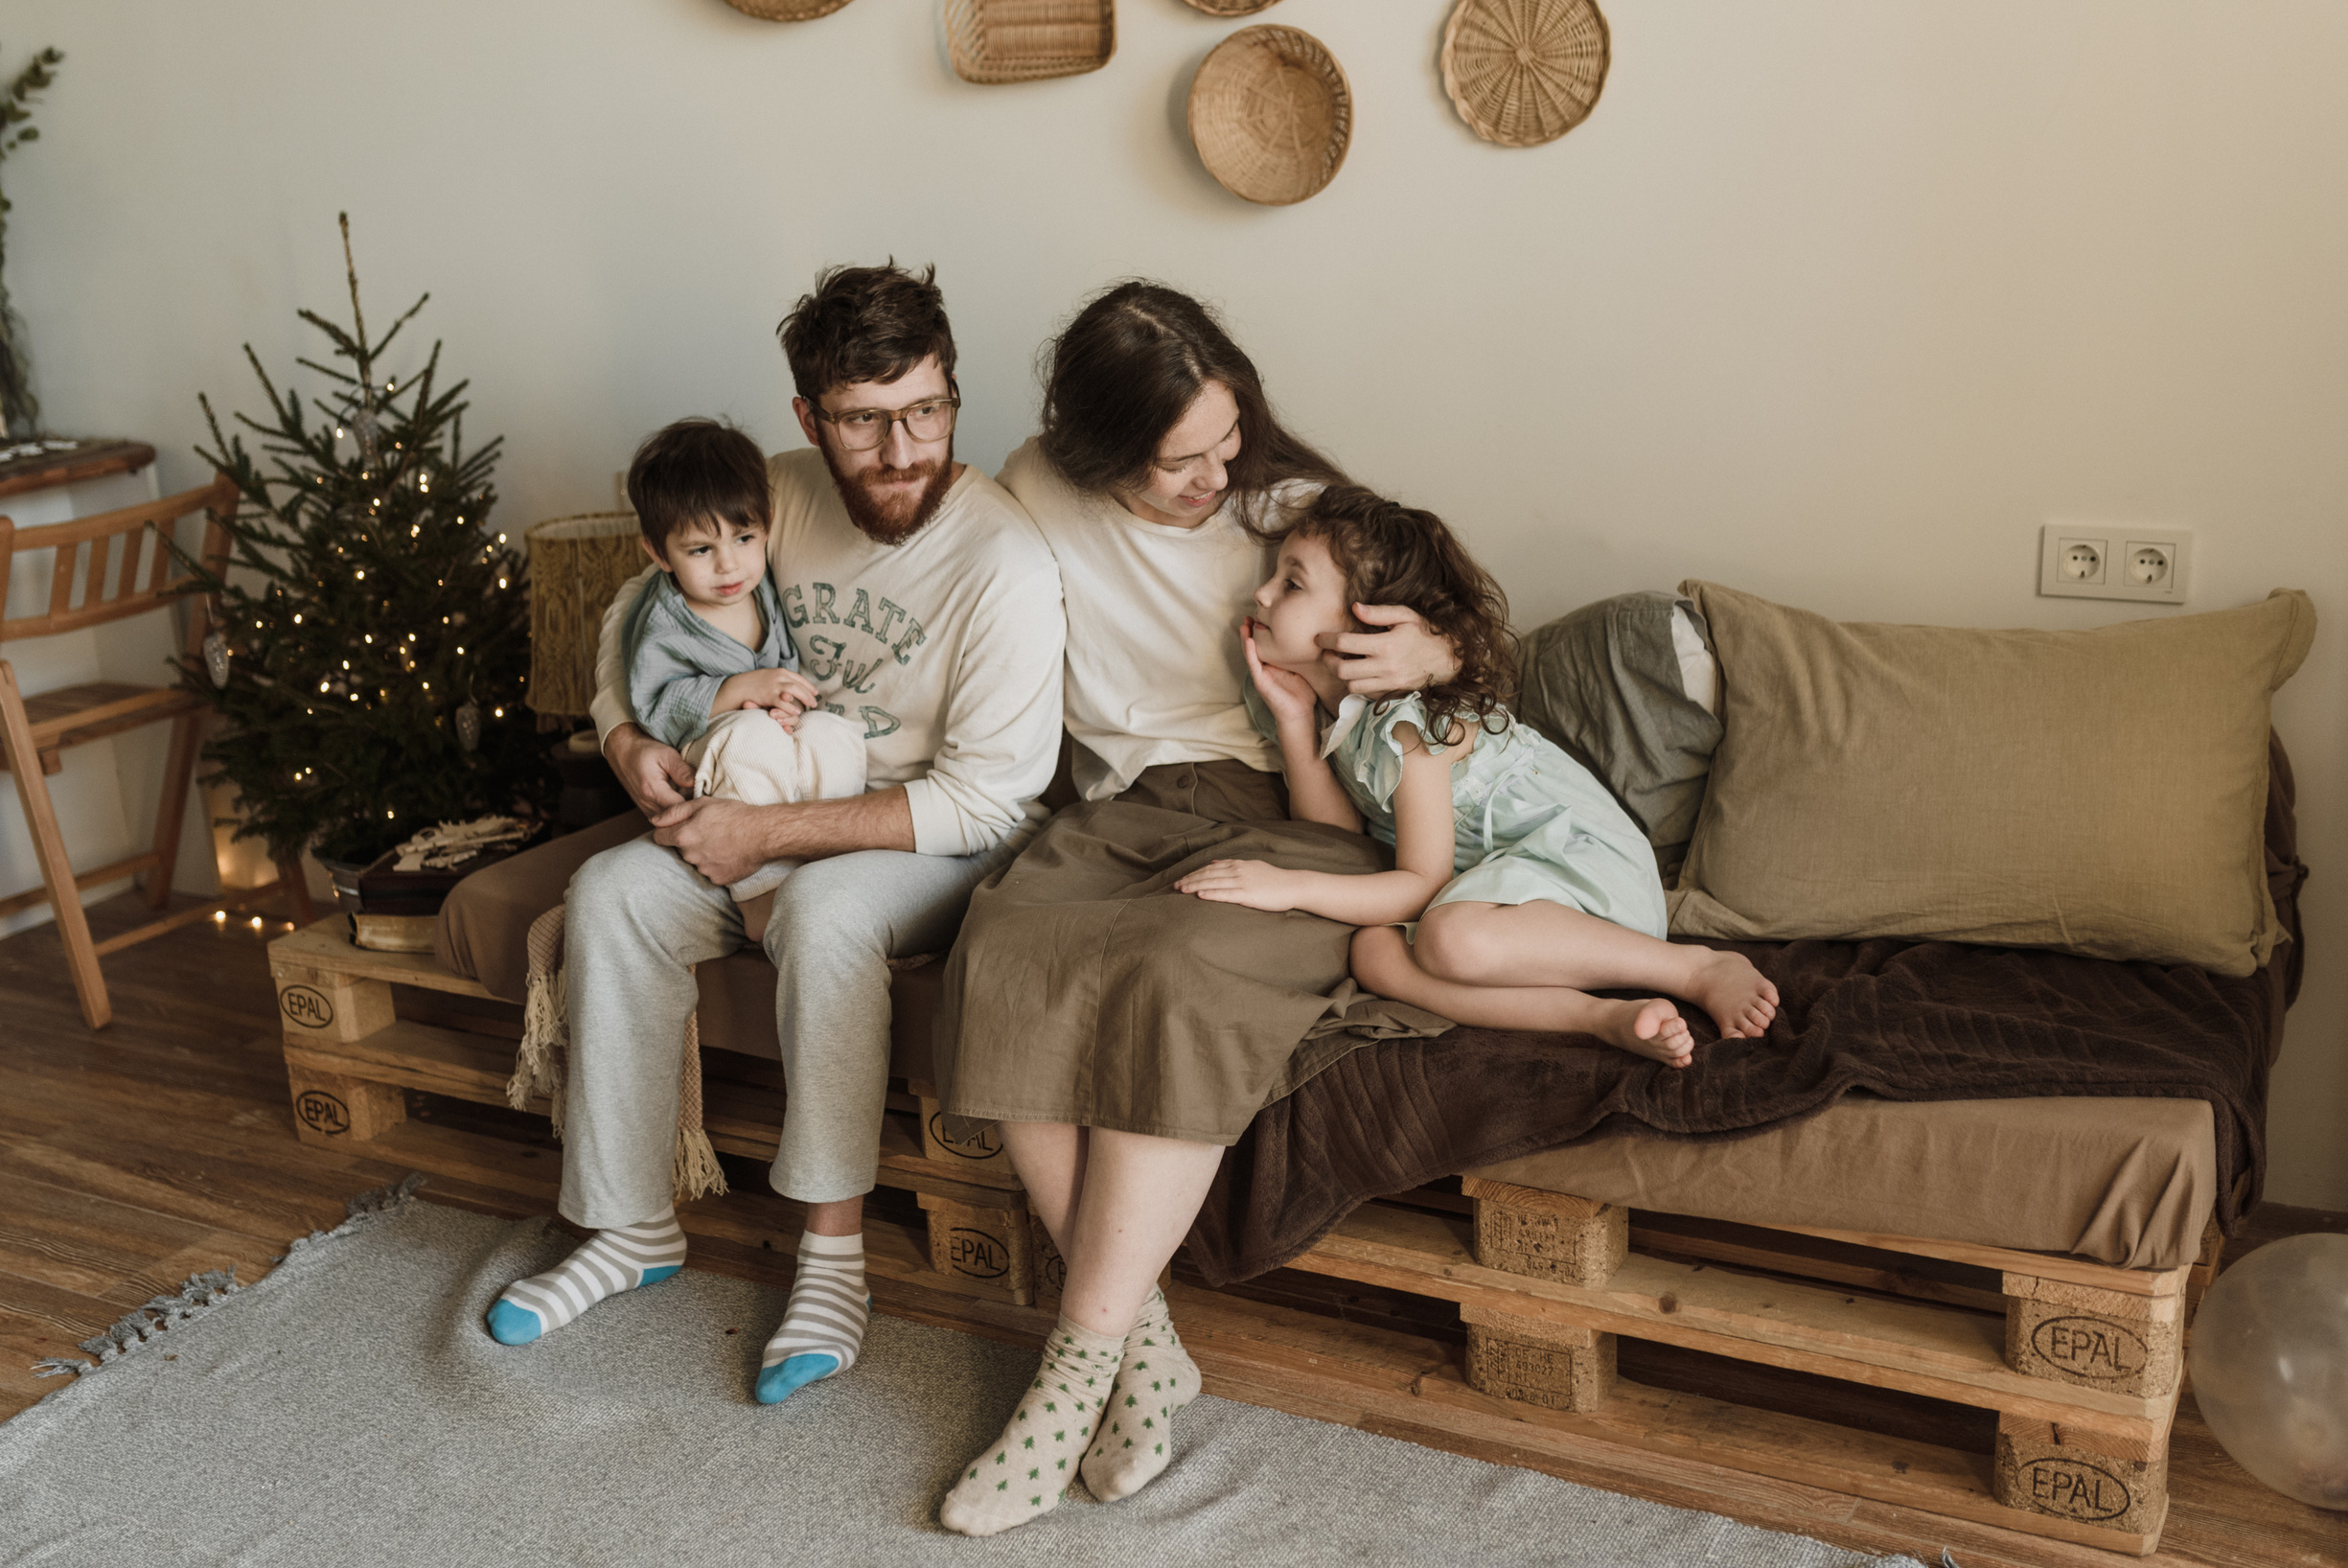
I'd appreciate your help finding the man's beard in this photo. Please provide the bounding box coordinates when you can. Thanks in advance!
[821,440,956,545]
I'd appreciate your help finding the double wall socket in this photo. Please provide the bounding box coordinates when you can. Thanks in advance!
[2037,524,2193,605]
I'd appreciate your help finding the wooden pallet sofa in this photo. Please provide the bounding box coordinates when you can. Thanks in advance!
[267,805,2281,1560]
[265,584,2312,1560]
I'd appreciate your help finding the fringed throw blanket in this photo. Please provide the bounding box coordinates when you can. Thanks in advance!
[508,904,729,1203]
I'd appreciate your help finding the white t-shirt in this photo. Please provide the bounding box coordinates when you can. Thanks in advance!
[998,437,1297,801]
[591,449,1066,858]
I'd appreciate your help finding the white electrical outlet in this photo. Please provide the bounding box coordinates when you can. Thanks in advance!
[2037,524,2192,604]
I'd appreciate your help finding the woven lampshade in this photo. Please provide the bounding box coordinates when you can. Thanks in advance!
[1186,25,1351,207]
[1181,0,1280,14]
[721,0,855,19]
[945,0,1116,84]
[523,513,646,720]
[1440,0,1610,148]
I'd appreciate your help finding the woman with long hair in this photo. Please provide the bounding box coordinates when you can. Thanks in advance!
[932,283,1460,1535]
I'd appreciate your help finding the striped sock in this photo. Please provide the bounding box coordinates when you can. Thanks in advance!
[754,1231,868,1404]
[940,1317,1123,1536]
[1082,1288,1201,1500]
[484,1211,686,1345]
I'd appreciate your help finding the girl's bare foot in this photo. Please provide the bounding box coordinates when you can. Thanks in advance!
[1684,948,1779,1039]
[1593,996,1693,1068]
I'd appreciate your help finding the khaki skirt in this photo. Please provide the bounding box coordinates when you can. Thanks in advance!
[932,760,1447,1145]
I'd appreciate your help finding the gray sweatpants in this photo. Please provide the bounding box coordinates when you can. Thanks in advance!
[557,832,1010,1229]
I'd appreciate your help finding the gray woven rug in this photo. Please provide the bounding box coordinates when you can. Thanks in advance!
[0,1183,1924,1567]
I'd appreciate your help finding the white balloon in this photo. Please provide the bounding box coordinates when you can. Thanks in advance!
[2188,1234,2348,1510]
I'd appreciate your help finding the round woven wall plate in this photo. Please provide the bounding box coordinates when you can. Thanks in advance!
[1182,0,1282,14]
[721,0,855,19]
[1186,25,1352,206]
[1440,0,1610,148]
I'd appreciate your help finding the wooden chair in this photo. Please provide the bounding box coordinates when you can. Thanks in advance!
[0,474,313,1029]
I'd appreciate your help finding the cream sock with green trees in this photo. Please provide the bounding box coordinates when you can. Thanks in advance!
[1081,1288,1201,1501]
[938,1317,1123,1536]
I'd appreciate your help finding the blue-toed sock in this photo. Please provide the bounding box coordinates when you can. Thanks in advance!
[485,1210,686,1345]
[754,1231,868,1403]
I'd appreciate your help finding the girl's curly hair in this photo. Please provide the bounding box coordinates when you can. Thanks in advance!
[1285,485,1518,744]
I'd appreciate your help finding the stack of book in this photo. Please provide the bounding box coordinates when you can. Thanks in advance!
[342,818,542,952]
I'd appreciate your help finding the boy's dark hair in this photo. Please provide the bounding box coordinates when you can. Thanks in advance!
[1287,485,1519,743]
[1038,280,1347,532]
[776,262,957,404]
[627,418,771,556]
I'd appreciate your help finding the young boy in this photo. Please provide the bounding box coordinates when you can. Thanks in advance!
[621,418,866,932]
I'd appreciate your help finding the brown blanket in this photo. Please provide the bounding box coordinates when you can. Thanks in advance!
[1187,736,2306,1285]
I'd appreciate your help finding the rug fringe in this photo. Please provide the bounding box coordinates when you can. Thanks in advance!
[33,1174,430,1380]
[34,1270,242,1378]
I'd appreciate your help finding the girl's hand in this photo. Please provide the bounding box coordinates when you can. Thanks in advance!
[1318,604,1461,698]
[1175,858,1303,912]
[1243,619,1320,729]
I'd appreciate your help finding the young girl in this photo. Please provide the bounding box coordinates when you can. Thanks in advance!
[1175,486,1778,1062]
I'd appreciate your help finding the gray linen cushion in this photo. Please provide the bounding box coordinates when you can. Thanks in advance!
[1514,591,1722,877]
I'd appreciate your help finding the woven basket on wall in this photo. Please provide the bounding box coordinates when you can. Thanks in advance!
[1440,0,1610,148]
[945,0,1116,84]
[1181,0,1281,14]
[1186,25,1351,206]
[523,513,647,719]
[721,0,856,19]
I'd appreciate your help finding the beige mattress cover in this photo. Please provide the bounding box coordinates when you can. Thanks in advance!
[1471,1093,2217,1270]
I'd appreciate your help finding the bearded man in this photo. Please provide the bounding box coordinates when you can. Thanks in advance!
[484,264,1065,1405]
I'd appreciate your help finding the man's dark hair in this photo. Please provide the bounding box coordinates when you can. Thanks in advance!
[626,418,771,556]
[777,262,957,404]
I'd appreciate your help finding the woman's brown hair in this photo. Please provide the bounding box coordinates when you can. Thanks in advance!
[1288,485,1519,744]
[1038,281,1346,529]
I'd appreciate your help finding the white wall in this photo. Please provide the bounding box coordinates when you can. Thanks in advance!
[11,0,2343,1205]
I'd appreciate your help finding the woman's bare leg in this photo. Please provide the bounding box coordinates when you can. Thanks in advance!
[1352,927,1693,1066]
[1052,1130,1224,1336]
[999,1120,1087,1254]
[1412,902,1778,1039]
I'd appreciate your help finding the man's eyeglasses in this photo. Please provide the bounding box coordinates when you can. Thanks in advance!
[811,394,960,451]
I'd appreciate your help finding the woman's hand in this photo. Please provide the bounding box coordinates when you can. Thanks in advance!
[1175,858,1305,912]
[1242,619,1320,731]
[1318,604,1462,698]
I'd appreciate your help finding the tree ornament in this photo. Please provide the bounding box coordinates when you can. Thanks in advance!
[201,630,232,688]
[454,700,481,752]
[347,402,382,463]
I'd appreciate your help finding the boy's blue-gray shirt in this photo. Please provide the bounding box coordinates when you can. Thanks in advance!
[621,570,797,750]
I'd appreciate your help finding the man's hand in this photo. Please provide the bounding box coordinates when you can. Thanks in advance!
[1175,858,1305,912]
[1242,619,1320,731]
[1317,603,1462,698]
[606,723,695,817]
[649,796,769,887]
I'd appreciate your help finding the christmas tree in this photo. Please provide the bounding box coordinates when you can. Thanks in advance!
[179,214,551,865]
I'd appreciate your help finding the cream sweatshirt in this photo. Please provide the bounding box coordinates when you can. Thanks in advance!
[591,449,1065,858]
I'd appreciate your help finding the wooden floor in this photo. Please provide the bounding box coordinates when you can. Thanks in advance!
[3,891,2343,1567]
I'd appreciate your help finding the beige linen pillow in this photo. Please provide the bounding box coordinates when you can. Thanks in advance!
[1668,583,2315,976]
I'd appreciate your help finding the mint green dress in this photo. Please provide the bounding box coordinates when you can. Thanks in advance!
[1270,693,1669,940]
